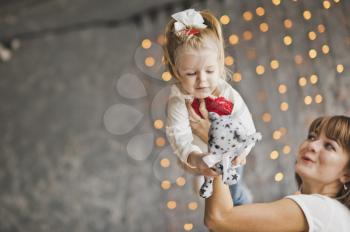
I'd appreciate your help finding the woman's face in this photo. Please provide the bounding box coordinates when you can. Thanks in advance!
[295,131,350,185]
[175,41,220,99]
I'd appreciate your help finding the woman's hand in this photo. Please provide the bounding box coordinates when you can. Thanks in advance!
[187,152,220,177]
[186,99,210,143]
[231,155,247,167]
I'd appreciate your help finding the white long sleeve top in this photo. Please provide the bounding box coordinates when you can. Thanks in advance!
[166,79,257,166]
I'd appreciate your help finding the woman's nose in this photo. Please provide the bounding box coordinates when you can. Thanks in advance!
[307,139,321,153]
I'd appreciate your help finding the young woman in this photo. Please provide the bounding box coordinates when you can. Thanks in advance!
[188,112,350,231]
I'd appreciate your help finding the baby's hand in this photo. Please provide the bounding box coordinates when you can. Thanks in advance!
[231,154,247,167]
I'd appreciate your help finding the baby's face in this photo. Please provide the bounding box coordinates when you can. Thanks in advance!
[175,42,220,98]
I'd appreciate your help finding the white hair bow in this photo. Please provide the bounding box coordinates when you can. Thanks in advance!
[171,9,207,35]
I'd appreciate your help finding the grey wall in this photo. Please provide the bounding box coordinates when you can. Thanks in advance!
[1,0,350,231]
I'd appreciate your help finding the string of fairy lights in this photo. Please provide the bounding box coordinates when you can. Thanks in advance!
[137,0,349,230]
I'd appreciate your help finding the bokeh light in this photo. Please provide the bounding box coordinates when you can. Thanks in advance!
[188,202,198,210]
[322,44,330,54]
[283,145,291,154]
[262,112,272,122]
[160,158,170,168]
[167,201,177,209]
[275,172,284,182]
[273,130,282,140]
[304,96,313,105]
[161,180,171,190]
[323,0,331,9]
[278,84,287,94]
[283,35,293,46]
[232,72,242,82]
[272,0,281,6]
[336,64,344,73]
[154,119,164,129]
[156,137,166,147]
[299,77,307,86]
[280,102,289,111]
[259,22,269,32]
[270,150,279,160]
[256,7,265,16]
[318,24,326,33]
[162,71,172,81]
[220,15,230,25]
[184,223,193,231]
[225,56,234,66]
[315,94,323,103]
[256,65,265,75]
[303,10,312,20]
[284,19,293,29]
[310,74,318,84]
[229,34,239,45]
[243,11,253,21]
[270,60,279,69]
[308,31,317,40]
[145,56,155,67]
[309,49,317,59]
[142,39,152,49]
[176,177,186,186]
[243,30,253,40]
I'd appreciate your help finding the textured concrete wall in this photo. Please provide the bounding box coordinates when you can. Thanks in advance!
[1,0,350,231]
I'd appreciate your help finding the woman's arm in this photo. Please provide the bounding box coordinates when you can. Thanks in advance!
[205,177,308,232]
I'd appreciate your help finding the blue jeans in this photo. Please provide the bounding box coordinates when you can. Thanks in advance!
[229,166,251,205]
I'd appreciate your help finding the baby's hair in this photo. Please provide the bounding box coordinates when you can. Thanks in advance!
[163,10,226,80]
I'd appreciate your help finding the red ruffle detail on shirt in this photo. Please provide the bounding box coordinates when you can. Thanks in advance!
[191,96,234,118]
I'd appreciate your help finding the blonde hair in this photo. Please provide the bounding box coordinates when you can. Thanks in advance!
[163,10,226,79]
[296,116,350,209]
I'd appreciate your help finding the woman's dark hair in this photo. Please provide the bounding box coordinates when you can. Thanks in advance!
[295,116,350,209]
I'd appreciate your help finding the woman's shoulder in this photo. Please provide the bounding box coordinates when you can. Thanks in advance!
[286,193,349,211]
[286,194,350,231]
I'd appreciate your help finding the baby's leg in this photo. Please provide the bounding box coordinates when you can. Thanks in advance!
[229,166,252,205]
[199,176,214,198]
